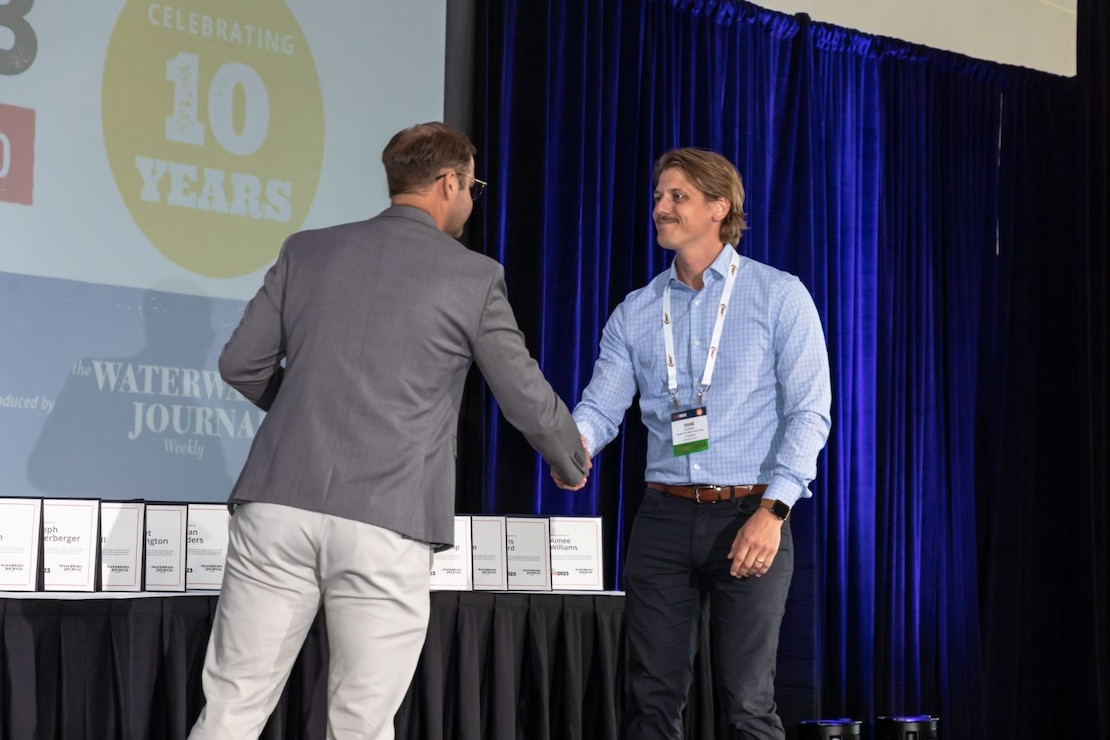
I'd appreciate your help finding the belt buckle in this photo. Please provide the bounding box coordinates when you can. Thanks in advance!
[693,486,721,504]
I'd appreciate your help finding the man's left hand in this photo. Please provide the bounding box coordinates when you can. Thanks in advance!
[727,507,783,578]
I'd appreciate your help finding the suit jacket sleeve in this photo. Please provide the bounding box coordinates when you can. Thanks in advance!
[472,268,587,486]
[219,241,288,411]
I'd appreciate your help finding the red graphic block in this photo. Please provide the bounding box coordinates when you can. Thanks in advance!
[0,103,35,206]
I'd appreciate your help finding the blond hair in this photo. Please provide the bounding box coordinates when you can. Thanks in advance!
[653,148,748,245]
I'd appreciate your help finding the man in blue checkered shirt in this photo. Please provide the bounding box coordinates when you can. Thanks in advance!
[558,148,831,739]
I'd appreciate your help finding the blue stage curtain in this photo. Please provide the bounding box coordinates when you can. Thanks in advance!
[872,47,1002,737]
[462,0,1107,737]
[974,1,1110,735]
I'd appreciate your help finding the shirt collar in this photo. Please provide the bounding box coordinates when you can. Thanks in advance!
[665,243,740,290]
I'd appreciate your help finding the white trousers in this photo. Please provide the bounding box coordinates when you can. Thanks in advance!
[188,502,432,740]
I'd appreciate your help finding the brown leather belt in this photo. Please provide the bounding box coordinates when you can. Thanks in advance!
[647,481,767,504]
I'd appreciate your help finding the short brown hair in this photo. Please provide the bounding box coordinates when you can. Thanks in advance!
[653,148,748,245]
[382,122,477,196]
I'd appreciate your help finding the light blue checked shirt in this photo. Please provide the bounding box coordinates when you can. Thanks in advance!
[573,244,832,508]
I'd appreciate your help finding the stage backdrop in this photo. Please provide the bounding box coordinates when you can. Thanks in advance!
[0,0,447,502]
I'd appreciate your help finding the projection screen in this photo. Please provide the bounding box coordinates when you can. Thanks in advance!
[1,1,447,502]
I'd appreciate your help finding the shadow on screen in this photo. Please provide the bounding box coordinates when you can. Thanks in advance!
[26,284,249,503]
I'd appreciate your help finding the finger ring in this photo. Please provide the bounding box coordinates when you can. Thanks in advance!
[756,559,765,564]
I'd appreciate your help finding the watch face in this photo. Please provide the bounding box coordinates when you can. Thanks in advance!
[763,499,790,520]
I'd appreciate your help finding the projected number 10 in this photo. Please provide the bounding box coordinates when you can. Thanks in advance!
[164,52,270,156]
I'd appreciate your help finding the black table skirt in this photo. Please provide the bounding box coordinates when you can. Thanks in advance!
[1,591,810,739]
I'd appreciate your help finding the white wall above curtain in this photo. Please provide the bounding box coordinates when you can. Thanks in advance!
[755,0,1077,76]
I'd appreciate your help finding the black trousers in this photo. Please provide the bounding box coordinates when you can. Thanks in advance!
[622,487,794,740]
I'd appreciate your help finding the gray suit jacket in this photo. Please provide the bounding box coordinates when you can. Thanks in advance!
[219,206,587,547]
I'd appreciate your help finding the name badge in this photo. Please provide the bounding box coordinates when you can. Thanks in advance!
[671,407,709,456]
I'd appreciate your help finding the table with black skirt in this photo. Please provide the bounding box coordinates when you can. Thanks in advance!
[0,590,815,739]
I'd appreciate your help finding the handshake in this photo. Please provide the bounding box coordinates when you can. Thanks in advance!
[551,434,593,492]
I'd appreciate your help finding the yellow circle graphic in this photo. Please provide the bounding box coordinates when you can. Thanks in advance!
[102,1,324,278]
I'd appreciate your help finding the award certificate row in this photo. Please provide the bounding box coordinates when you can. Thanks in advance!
[430,516,605,592]
[0,498,229,593]
[1,500,604,594]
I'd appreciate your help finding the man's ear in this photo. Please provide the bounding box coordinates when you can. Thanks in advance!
[713,198,730,222]
[434,172,454,199]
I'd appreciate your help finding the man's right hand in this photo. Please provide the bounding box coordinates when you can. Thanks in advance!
[552,435,592,490]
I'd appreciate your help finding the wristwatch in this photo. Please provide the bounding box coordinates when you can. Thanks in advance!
[759,498,791,521]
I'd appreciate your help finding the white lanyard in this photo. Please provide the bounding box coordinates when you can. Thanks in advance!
[662,249,740,408]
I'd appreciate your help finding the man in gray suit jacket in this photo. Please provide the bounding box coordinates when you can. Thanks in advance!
[188,122,589,740]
